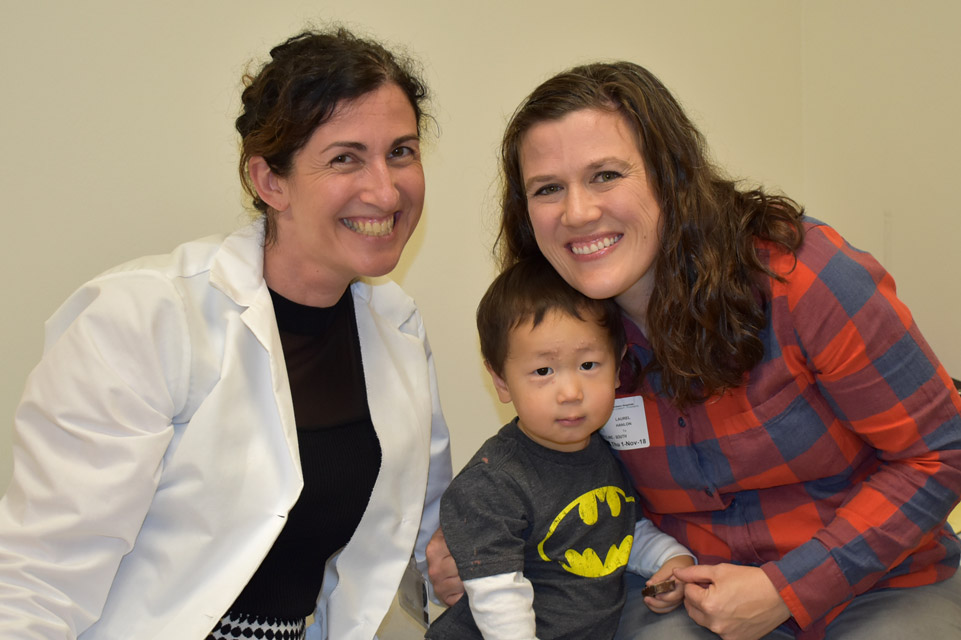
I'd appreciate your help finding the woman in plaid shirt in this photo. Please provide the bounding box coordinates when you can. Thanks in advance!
[428,61,961,640]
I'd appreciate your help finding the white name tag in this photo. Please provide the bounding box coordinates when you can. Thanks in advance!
[600,395,650,450]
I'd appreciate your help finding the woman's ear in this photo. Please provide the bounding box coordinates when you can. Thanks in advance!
[484,361,513,404]
[248,156,289,213]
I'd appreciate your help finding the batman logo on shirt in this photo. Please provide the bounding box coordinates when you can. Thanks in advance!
[536,486,635,578]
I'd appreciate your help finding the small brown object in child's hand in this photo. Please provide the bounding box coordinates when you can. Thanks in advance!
[641,579,676,597]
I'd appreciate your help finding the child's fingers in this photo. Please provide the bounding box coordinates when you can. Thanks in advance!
[641,578,676,597]
[643,595,682,614]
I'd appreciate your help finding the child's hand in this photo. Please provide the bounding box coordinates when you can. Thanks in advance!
[642,554,695,614]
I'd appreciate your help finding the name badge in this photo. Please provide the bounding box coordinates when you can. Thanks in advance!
[397,556,431,627]
[600,395,650,450]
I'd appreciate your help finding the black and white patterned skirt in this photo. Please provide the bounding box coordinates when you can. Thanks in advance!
[206,611,307,640]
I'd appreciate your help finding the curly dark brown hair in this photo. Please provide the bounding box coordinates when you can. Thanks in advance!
[235,27,430,244]
[497,61,804,408]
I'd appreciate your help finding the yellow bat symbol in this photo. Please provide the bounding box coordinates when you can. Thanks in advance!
[537,486,635,577]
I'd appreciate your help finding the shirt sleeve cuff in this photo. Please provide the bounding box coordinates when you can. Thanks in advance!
[626,518,696,576]
[762,539,852,629]
[463,572,537,640]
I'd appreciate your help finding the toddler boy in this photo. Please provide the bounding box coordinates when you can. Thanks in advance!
[425,257,694,640]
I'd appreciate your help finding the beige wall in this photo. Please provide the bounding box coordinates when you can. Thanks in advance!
[1,0,957,492]
[801,1,961,385]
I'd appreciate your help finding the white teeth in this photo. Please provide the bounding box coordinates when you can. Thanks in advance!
[571,235,621,255]
[343,216,394,237]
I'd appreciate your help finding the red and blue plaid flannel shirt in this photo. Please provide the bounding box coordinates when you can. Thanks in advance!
[618,220,961,637]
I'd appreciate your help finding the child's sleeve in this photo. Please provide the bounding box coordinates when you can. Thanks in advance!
[440,456,537,637]
[626,518,695,577]
[440,459,530,580]
[463,572,538,640]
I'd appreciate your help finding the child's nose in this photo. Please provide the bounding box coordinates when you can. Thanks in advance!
[556,374,584,403]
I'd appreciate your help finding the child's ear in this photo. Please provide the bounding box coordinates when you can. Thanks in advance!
[484,361,513,404]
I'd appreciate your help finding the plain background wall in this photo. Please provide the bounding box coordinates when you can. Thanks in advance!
[1,1,959,636]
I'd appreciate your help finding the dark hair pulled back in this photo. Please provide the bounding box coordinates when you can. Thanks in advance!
[236,27,430,243]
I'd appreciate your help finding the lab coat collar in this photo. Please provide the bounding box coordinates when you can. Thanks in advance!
[209,220,267,308]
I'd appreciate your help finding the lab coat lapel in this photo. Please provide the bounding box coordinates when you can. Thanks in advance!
[317,281,431,639]
[208,222,302,483]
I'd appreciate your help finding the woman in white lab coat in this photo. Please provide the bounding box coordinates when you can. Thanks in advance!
[0,27,451,640]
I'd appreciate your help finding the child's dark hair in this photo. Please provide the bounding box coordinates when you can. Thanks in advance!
[477,256,626,376]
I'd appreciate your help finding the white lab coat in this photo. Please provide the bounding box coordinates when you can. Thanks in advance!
[0,222,452,639]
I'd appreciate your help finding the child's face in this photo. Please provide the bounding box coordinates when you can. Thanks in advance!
[487,309,620,452]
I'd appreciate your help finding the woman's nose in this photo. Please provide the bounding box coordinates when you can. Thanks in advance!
[561,185,601,227]
[360,162,401,211]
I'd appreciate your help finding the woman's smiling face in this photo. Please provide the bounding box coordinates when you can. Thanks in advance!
[266,82,424,304]
[519,108,662,327]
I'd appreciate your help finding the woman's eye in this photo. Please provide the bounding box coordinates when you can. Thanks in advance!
[535,367,553,376]
[593,171,621,183]
[531,184,562,197]
[390,146,414,159]
[331,154,354,165]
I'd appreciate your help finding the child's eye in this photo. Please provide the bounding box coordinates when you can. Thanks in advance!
[535,367,553,376]
[580,361,599,371]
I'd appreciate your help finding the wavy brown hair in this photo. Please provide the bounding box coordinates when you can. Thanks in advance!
[236,27,430,244]
[497,61,804,408]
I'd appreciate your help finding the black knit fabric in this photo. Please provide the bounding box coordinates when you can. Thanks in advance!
[220,287,382,621]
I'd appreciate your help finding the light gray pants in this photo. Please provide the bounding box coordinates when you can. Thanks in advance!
[613,569,961,639]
